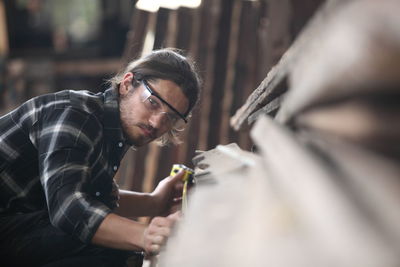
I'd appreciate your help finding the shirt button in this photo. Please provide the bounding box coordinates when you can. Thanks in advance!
[95,191,101,196]
[118,142,123,147]
[113,165,118,171]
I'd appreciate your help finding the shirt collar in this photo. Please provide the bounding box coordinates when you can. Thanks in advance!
[103,87,127,146]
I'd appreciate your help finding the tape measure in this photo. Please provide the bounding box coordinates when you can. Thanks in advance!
[170,164,194,213]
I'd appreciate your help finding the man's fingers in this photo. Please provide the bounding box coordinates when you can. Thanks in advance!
[147,225,171,237]
[169,169,185,182]
[153,234,167,245]
[149,244,161,254]
[144,212,182,255]
[151,216,174,228]
[145,227,171,255]
[146,215,178,237]
[158,227,171,237]
[167,210,181,221]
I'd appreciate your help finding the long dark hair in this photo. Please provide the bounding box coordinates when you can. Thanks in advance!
[109,48,201,145]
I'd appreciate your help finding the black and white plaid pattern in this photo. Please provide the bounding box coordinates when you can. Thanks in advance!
[0,88,129,243]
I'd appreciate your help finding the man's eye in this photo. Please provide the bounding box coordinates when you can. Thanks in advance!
[148,98,158,107]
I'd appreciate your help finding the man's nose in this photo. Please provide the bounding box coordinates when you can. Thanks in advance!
[149,112,168,129]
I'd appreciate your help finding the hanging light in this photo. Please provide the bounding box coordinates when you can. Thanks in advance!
[136,0,201,12]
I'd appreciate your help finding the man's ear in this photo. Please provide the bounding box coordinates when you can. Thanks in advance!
[119,72,134,96]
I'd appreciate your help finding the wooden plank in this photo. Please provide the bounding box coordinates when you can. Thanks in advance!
[247,94,283,124]
[206,0,234,149]
[230,63,287,130]
[153,8,171,49]
[54,58,122,76]
[165,9,178,48]
[218,0,242,145]
[196,0,223,151]
[122,8,150,63]
[176,7,196,52]
[0,0,8,56]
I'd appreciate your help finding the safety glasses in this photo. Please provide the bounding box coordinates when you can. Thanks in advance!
[140,80,187,129]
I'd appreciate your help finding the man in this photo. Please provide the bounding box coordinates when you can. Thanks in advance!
[0,48,201,266]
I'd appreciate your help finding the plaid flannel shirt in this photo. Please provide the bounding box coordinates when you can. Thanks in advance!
[0,88,129,243]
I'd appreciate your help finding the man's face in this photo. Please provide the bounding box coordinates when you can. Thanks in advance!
[119,73,189,147]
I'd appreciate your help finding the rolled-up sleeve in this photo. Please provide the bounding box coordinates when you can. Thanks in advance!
[38,107,111,243]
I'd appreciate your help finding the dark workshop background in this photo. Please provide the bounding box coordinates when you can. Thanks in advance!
[0,0,323,192]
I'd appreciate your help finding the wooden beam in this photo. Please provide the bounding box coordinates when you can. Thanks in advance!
[153,8,171,49]
[247,94,284,125]
[176,7,196,51]
[0,0,8,56]
[206,0,234,149]
[54,58,122,76]
[219,0,242,145]
[196,0,223,151]
[122,8,151,63]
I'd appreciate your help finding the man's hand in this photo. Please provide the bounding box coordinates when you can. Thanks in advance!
[151,170,185,216]
[142,211,181,255]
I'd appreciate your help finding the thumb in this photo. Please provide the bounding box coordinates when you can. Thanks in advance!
[170,169,185,183]
[167,210,182,222]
